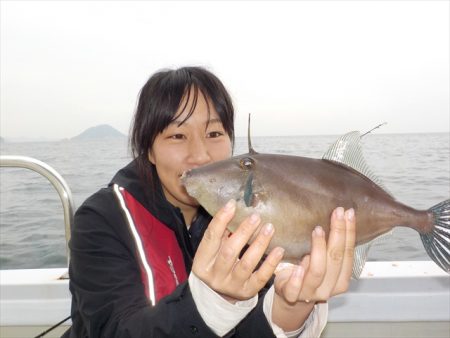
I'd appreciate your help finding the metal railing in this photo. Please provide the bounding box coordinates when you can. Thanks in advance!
[0,155,74,267]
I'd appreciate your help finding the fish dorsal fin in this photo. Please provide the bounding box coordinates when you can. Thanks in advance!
[352,231,393,279]
[322,131,391,195]
[248,114,257,154]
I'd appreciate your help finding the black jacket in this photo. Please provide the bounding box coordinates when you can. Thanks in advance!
[62,160,276,338]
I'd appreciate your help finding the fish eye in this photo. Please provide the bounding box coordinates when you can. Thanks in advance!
[240,157,254,170]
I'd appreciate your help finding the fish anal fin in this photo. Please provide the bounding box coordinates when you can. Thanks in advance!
[352,231,393,279]
[352,243,371,279]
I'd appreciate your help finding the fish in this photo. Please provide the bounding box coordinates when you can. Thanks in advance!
[181,131,450,276]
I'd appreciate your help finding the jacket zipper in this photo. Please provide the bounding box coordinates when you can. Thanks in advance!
[167,256,179,286]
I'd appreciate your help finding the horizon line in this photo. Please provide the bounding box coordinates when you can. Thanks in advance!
[1,130,449,143]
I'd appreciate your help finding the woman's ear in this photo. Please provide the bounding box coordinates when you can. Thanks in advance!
[148,150,155,165]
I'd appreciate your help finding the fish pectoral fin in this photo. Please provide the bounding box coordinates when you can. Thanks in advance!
[322,131,392,196]
[252,191,268,207]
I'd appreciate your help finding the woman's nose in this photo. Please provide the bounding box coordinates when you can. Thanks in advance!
[187,137,212,166]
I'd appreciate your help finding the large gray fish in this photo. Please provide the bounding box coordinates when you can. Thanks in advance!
[181,131,450,276]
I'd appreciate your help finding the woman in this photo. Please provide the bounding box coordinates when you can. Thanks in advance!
[63,66,356,338]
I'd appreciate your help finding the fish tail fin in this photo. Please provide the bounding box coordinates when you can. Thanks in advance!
[420,199,450,273]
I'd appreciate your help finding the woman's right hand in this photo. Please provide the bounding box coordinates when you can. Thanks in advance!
[192,199,285,303]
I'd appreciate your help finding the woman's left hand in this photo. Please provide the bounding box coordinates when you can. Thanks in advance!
[271,207,356,332]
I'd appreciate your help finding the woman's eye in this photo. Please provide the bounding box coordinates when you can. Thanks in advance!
[169,134,185,140]
[207,131,224,138]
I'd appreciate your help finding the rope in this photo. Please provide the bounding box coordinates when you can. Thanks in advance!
[34,315,71,338]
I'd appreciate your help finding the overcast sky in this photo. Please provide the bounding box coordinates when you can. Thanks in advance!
[1,1,449,140]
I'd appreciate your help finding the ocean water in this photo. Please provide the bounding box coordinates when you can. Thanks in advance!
[0,133,449,270]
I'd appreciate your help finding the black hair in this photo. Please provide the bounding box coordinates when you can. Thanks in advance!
[130,66,235,189]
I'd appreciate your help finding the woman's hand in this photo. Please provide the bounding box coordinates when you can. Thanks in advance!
[192,199,285,303]
[272,207,356,332]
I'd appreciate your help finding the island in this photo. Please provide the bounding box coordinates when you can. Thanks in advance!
[71,124,126,141]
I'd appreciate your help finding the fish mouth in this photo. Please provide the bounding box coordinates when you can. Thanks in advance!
[180,169,191,185]
[180,169,200,200]
[180,170,197,197]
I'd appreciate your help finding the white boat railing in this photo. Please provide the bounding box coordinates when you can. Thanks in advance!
[0,155,74,268]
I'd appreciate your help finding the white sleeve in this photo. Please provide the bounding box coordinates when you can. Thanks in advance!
[262,285,329,338]
[188,272,258,336]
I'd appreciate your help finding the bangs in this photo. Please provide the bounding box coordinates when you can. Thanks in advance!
[171,85,212,130]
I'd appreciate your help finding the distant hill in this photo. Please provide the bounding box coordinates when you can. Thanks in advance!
[71,124,126,140]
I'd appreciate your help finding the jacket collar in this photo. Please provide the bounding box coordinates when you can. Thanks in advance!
[109,159,176,228]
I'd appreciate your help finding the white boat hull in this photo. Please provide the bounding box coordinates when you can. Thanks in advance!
[1,262,449,337]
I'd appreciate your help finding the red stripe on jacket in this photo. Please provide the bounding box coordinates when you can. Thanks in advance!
[119,188,188,302]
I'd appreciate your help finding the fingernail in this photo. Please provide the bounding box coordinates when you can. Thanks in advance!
[276,247,285,259]
[335,207,344,220]
[293,266,304,278]
[346,208,355,221]
[249,213,260,224]
[313,225,324,237]
[224,199,235,211]
[263,223,274,236]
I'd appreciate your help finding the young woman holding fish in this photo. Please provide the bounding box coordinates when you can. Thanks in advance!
[63,67,356,338]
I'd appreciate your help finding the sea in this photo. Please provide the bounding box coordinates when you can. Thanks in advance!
[0,133,449,270]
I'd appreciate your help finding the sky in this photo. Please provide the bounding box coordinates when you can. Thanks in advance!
[1,0,449,140]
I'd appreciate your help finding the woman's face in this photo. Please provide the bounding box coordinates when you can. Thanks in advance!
[149,90,232,216]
